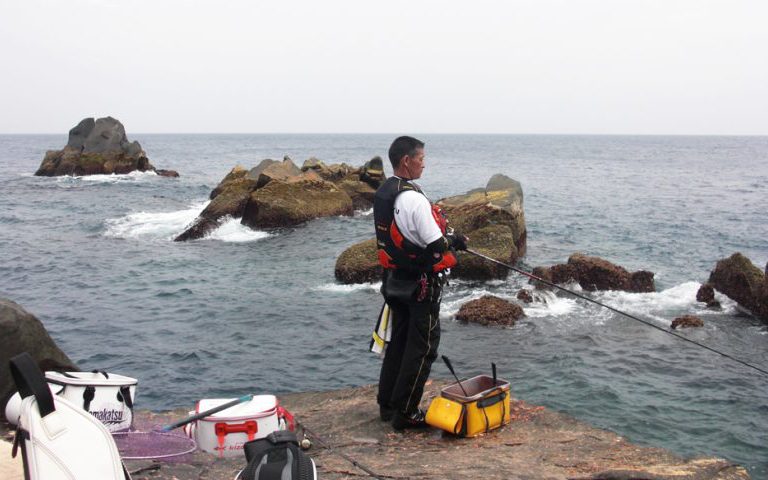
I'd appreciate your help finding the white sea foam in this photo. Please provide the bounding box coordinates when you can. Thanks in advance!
[314,282,381,293]
[60,170,159,184]
[104,201,208,240]
[585,281,738,323]
[105,203,271,243]
[524,289,579,318]
[206,217,271,243]
[355,208,373,216]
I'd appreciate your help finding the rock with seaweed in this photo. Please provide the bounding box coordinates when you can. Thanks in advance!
[532,253,655,293]
[334,174,527,283]
[176,157,383,241]
[34,117,177,177]
[456,295,525,326]
[708,253,768,322]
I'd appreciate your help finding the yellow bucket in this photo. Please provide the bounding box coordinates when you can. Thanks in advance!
[425,375,510,437]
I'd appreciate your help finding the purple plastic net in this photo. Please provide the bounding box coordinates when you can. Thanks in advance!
[112,431,196,461]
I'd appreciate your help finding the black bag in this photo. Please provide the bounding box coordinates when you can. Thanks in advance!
[237,430,316,480]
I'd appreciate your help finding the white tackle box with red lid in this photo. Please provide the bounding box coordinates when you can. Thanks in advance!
[183,395,294,458]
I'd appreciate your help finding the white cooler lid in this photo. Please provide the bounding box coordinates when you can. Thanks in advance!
[45,371,138,386]
[197,395,278,420]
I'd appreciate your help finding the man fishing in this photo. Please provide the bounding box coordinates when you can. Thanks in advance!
[373,136,468,430]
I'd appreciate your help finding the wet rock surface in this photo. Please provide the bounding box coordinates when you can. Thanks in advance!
[456,295,525,326]
[0,299,78,417]
[334,238,381,284]
[176,157,384,241]
[335,174,527,283]
[671,315,705,329]
[34,117,174,177]
[441,174,527,280]
[708,253,768,322]
[697,283,716,303]
[517,289,534,303]
[534,253,656,293]
[1,383,746,480]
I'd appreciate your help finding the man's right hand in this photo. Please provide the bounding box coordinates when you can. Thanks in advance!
[447,232,469,251]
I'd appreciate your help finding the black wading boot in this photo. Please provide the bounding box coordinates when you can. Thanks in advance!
[391,409,428,431]
[380,405,394,422]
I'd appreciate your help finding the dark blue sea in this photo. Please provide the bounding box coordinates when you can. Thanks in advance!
[1,134,767,476]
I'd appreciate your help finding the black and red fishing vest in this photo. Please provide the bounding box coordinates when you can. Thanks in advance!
[373,177,456,274]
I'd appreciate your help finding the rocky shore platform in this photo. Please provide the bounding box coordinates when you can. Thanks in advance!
[2,382,747,480]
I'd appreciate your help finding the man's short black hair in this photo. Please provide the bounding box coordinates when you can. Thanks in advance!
[388,136,425,169]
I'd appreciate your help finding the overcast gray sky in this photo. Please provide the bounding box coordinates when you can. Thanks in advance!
[1,0,766,134]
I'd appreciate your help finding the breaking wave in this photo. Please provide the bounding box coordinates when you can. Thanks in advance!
[314,282,381,293]
[104,201,207,240]
[59,170,159,184]
[205,217,271,243]
[105,202,270,243]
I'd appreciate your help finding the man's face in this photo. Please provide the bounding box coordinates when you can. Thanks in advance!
[403,147,425,180]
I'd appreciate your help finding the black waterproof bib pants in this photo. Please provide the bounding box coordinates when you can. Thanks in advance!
[377,271,443,415]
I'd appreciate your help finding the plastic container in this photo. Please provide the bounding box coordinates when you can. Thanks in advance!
[426,374,511,437]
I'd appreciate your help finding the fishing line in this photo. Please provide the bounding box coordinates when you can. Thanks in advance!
[465,249,768,377]
[298,421,386,480]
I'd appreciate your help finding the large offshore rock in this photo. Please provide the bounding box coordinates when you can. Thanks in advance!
[177,158,378,241]
[248,157,302,188]
[0,299,77,418]
[34,117,168,176]
[334,238,381,284]
[241,178,353,229]
[440,174,527,280]
[708,253,768,321]
[334,174,528,284]
[533,254,655,293]
[455,295,525,326]
[359,156,385,188]
[336,174,378,210]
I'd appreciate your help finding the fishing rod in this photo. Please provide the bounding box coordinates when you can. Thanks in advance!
[298,421,386,480]
[464,248,768,377]
[159,394,253,432]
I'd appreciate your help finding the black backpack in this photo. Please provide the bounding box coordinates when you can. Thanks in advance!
[237,430,316,480]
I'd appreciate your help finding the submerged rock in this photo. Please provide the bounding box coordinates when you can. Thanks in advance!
[456,295,524,326]
[533,253,655,293]
[334,238,381,284]
[671,315,704,329]
[334,174,527,283]
[696,283,716,303]
[0,299,78,419]
[176,157,381,241]
[708,253,768,322]
[517,289,534,303]
[34,117,175,177]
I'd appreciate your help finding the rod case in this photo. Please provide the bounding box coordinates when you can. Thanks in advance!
[236,430,316,480]
[9,352,130,480]
[425,374,511,437]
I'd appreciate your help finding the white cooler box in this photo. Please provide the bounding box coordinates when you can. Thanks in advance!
[183,395,291,458]
[45,370,137,432]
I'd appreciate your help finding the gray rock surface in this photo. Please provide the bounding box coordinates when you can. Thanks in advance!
[34,117,176,177]
[72,383,751,480]
[0,299,77,418]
